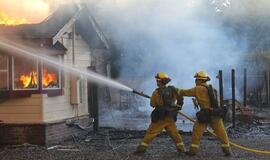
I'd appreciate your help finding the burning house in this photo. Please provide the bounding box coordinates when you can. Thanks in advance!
[0,3,111,145]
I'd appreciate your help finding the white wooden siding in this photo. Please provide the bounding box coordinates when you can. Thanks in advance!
[0,28,91,123]
[42,32,90,122]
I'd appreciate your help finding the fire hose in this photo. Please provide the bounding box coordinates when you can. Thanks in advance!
[132,89,270,155]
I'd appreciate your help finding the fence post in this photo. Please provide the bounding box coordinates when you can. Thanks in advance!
[232,69,236,128]
[243,68,247,107]
[265,71,269,105]
[218,70,224,107]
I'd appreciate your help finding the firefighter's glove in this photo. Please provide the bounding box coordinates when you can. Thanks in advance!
[177,100,183,106]
[176,104,182,110]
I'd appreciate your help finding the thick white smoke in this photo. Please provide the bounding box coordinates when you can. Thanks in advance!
[92,0,245,87]
[91,0,270,130]
[87,0,249,129]
[91,0,246,115]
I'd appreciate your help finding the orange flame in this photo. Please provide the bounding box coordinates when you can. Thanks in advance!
[19,71,38,88]
[0,0,52,25]
[0,12,28,25]
[19,69,58,88]
[42,69,58,87]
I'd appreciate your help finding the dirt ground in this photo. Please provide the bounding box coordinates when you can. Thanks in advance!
[0,127,269,160]
[0,107,270,160]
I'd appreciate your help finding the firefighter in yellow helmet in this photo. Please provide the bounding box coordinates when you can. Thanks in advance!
[179,71,231,156]
[134,72,185,155]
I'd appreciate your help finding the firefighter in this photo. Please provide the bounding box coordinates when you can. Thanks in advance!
[134,72,185,155]
[179,71,231,156]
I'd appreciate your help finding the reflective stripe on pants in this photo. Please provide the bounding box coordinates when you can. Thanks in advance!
[140,142,148,147]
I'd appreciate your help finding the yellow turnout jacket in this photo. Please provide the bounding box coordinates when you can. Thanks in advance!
[179,83,211,109]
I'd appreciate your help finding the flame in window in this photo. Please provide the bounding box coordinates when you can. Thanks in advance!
[42,69,58,88]
[0,12,28,25]
[19,71,38,88]
[19,69,58,89]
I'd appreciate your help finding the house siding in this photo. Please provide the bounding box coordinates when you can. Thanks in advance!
[42,31,90,122]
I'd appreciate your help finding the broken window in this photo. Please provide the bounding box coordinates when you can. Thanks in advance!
[42,63,60,89]
[0,53,8,90]
[13,56,39,90]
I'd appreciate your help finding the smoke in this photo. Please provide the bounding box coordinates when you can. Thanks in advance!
[93,0,246,87]
[45,0,78,11]
[90,0,270,127]
[89,0,270,130]
[221,0,270,19]
[90,0,247,116]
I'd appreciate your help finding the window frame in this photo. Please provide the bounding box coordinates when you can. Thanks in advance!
[0,53,9,91]
[0,54,64,98]
[12,56,39,91]
[41,56,62,90]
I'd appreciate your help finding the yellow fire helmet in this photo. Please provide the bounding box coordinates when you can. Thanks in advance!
[155,72,171,84]
[194,70,211,81]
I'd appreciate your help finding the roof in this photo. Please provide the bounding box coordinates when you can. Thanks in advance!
[0,3,109,49]
[75,6,109,49]
[0,37,66,56]
[0,5,78,38]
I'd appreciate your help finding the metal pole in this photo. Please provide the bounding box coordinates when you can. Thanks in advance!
[269,70,270,107]
[265,71,269,105]
[232,69,236,128]
[218,70,224,107]
[243,68,247,107]
[87,66,99,132]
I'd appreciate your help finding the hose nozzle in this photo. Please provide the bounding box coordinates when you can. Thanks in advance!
[132,90,150,99]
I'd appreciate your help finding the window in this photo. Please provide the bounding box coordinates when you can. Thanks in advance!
[13,56,39,90]
[42,63,61,89]
[0,54,8,90]
[1,54,63,97]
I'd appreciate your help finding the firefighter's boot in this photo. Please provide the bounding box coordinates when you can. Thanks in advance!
[222,147,231,157]
[186,145,198,156]
[176,142,186,154]
[134,144,147,155]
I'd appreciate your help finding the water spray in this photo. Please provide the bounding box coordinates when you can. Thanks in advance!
[0,37,156,98]
[0,38,132,92]
[0,38,154,98]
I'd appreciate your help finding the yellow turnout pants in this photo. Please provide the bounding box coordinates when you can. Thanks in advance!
[139,117,185,151]
[190,117,230,154]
